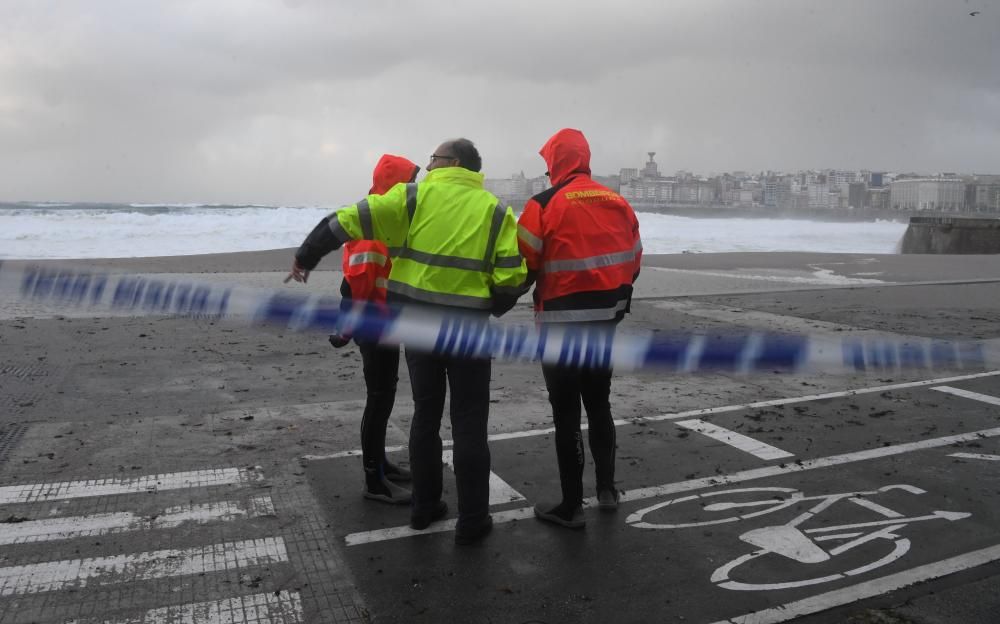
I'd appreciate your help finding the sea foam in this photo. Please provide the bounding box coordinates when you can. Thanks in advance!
[0,203,908,259]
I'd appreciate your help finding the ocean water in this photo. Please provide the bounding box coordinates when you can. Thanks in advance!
[0,203,909,260]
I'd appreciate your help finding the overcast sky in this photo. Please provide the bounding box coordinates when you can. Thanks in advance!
[1,0,997,205]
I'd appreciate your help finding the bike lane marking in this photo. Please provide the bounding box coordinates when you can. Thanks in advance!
[932,385,1000,406]
[708,542,1000,624]
[675,419,794,460]
[303,369,1000,462]
[343,424,1000,546]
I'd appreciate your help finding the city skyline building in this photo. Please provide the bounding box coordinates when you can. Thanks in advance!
[484,153,999,215]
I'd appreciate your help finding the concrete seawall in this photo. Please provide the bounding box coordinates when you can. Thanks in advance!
[901,216,1000,254]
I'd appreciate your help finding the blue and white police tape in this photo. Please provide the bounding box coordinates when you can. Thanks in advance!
[1,261,993,375]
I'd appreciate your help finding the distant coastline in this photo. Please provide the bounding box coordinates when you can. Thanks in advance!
[630,203,910,223]
[499,198,989,224]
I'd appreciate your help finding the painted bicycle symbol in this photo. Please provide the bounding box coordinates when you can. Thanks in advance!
[626,484,970,591]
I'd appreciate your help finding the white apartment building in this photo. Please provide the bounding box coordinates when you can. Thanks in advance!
[619,168,639,184]
[890,178,966,211]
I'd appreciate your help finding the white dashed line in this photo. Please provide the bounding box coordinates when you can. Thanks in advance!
[442,450,526,505]
[933,385,1000,406]
[675,419,794,460]
[949,452,1000,462]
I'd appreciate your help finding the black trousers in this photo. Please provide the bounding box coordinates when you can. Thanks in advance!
[405,348,491,530]
[358,340,400,482]
[542,362,616,506]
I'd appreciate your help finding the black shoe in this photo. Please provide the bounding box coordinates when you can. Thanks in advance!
[534,501,585,529]
[410,500,448,530]
[383,460,412,483]
[455,515,493,545]
[363,478,411,505]
[597,488,620,511]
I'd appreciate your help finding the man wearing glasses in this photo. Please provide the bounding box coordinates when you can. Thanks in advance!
[289,138,527,545]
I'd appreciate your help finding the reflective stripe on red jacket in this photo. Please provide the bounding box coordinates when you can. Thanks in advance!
[517,128,641,323]
[341,239,391,305]
[340,154,419,306]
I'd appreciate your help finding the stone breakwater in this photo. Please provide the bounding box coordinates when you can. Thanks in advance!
[901,216,1000,254]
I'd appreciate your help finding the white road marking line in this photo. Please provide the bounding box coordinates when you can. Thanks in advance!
[949,452,1000,462]
[441,450,526,505]
[303,370,1000,462]
[933,385,1000,406]
[346,506,536,546]
[0,495,275,545]
[635,370,1000,425]
[0,537,287,597]
[675,419,794,461]
[345,425,1000,545]
[0,467,264,505]
[304,445,404,461]
[66,590,303,624]
[621,426,1000,504]
[708,542,1000,624]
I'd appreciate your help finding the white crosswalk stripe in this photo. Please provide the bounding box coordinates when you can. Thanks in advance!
[0,495,276,545]
[66,590,304,624]
[0,467,303,623]
[0,467,263,505]
[0,537,288,596]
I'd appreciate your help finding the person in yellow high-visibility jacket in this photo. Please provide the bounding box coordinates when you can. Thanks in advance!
[288,138,527,545]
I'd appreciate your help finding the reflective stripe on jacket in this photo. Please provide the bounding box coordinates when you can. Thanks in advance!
[341,239,390,306]
[517,128,641,323]
[331,167,527,311]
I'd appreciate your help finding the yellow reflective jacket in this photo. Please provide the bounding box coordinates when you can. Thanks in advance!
[331,167,527,312]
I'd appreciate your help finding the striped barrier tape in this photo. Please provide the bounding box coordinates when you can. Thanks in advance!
[0,261,992,375]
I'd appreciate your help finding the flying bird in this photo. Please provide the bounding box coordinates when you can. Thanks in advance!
[969,10,980,16]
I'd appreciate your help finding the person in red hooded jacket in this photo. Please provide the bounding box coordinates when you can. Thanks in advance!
[517,129,641,529]
[334,154,420,504]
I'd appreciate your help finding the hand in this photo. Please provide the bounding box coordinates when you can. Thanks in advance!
[328,332,351,348]
[284,260,310,284]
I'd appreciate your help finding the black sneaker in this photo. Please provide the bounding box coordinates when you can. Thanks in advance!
[363,478,411,505]
[533,501,585,529]
[383,461,412,483]
[410,500,448,530]
[455,515,493,545]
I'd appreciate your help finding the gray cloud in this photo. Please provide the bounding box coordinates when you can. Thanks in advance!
[1,0,997,204]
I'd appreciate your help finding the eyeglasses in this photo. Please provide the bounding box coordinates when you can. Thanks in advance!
[430,153,457,162]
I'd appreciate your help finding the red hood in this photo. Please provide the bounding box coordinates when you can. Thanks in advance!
[539,128,591,186]
[370,154,419,195]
